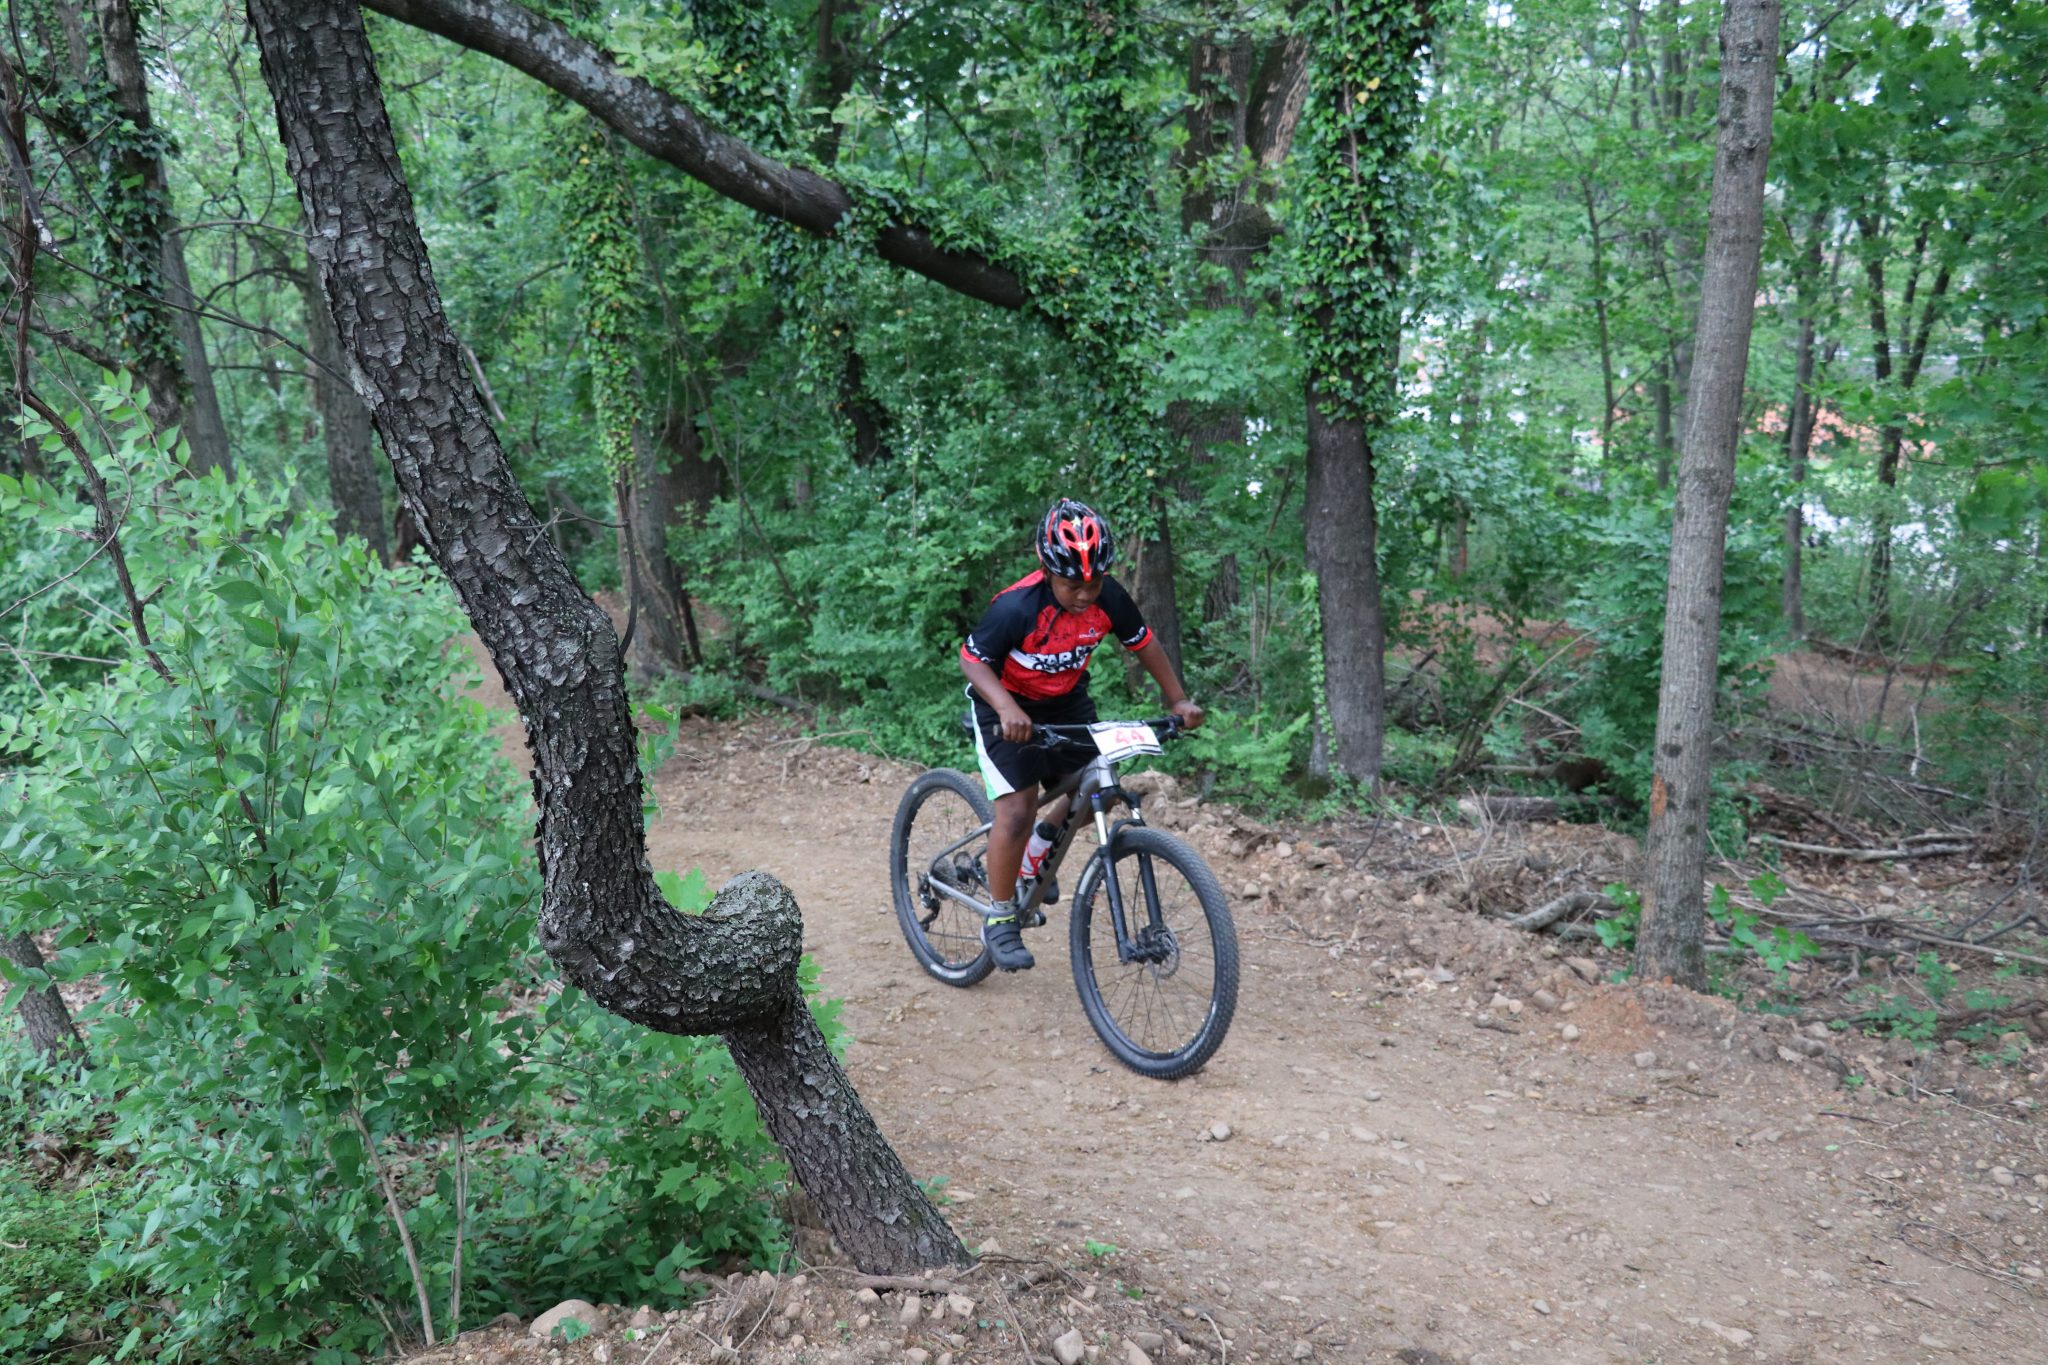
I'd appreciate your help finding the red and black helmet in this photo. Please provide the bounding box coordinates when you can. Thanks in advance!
[1036,498,1117,580]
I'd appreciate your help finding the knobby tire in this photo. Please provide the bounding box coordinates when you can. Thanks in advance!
[1071,825,1239,1079]
[889,768,996,987]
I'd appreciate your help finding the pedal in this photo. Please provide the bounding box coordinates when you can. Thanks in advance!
[1024,907,1048,929]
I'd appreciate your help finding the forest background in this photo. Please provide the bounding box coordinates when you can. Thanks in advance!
[1,0,2045,1360]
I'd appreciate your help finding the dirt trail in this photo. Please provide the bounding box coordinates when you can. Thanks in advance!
[464,653,2047,1363]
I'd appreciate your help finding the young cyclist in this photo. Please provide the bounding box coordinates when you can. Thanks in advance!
[958,498,1204,971]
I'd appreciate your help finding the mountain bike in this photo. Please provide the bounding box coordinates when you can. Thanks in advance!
[888,715,1239,1080]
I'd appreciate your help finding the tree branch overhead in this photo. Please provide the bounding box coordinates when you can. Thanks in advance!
[361,0,1029,309]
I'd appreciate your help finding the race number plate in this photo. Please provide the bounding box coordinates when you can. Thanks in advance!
[1090,722,1163,762]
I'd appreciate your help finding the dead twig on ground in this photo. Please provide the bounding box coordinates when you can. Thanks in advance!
[1752,833,1983,862]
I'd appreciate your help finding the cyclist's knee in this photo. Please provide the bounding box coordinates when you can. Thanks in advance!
[992,791,1035,836]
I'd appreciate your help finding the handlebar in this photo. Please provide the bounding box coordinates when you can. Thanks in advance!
[1030,716,1184,745]
[962,712,1190,749]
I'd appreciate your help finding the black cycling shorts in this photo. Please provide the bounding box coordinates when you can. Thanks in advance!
[969,690,1098,800]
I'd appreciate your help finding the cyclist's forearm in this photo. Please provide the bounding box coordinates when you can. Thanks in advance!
[1131,636,1189,707]
[960,654,1026,717]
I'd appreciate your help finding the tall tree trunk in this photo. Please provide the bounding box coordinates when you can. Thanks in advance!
[247,0,963,1273]
[94,0,234,476]
[1857,215,1956,641]
[1295,1,1427,788]
[1,931,86,1065]
[1305,377,1388,786]
[1161,28,1308,638]
[1652,361,1675,473]
[1781,213,1830,642]
[159,231,234,474]
[1129,496,1184,678]
[1635,0,1781,989]
[1782,308,1815,640]
[1451,317,1485,580]
[298,260,390,558]
[1582,177,1617,457]
[835,346,894,466]
[619,410,708,674]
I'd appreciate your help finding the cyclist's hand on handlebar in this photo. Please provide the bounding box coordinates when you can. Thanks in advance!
[996,704,1034,744]
[1170,698,1206,732]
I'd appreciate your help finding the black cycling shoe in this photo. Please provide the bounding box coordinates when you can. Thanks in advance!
[1040,874,1060,905]
[983,916,1036,972]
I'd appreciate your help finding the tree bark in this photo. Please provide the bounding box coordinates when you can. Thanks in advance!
[93,0,234,477]
[1582,176,1617,457]
[1129,492,1184,678]
[1856,213,1956,638]
[1304,374,1387,787]
[1635,0,1781,990]
[1153,25,1308,652]
[2,931,86,1065]
[1781,214,1827,641]
[298,259,390,558]
[246,0,963,1272]
[1782,306,1815,640]
[619,410,710,674]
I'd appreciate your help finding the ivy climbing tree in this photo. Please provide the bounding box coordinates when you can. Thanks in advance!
[1292,0,1433,787]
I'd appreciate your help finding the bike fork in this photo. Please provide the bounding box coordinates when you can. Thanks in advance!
[1092,793,1162,965]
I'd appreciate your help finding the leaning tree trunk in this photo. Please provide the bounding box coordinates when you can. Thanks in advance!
[246,0,963,1273]
[1635,0,1782,989]
[94,0,234,477]
[298,259,390,558]
[2,931,85,1065]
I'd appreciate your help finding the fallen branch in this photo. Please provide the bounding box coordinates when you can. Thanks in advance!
[1460,794,1566,823]
[1752,834,1978,862]
[1504,889,1616,932]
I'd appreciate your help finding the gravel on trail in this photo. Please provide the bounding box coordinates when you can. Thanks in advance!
[442,659,2047,1364]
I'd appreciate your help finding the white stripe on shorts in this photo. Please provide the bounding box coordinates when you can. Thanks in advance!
[972,713,1018,800]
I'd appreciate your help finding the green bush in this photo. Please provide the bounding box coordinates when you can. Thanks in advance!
[0,395,807,1360]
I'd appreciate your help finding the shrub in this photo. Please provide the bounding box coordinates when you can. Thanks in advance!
[0,396,807,1360]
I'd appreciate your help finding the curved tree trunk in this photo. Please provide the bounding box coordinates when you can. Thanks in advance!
[246,0,963,1273]
[1635,0,1782,989]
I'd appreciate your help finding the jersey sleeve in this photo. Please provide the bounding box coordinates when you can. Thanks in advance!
[1101,577,1152,650]
[961,587,1032,669]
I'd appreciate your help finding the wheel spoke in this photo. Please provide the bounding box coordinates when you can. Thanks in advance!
[1075,829,1235,1073]
[893,775,995,980]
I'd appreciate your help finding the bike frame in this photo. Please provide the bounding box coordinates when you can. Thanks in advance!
[919,725,1167,966]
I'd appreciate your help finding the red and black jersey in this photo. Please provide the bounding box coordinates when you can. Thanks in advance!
[960,570,1151,705]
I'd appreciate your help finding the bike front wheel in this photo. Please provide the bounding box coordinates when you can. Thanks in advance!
[889,768,996,987]
[1071,826,1239,1079]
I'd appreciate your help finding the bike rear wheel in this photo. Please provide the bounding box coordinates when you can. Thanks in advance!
[1071,825,1238,1079]
[890,768,996,986]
